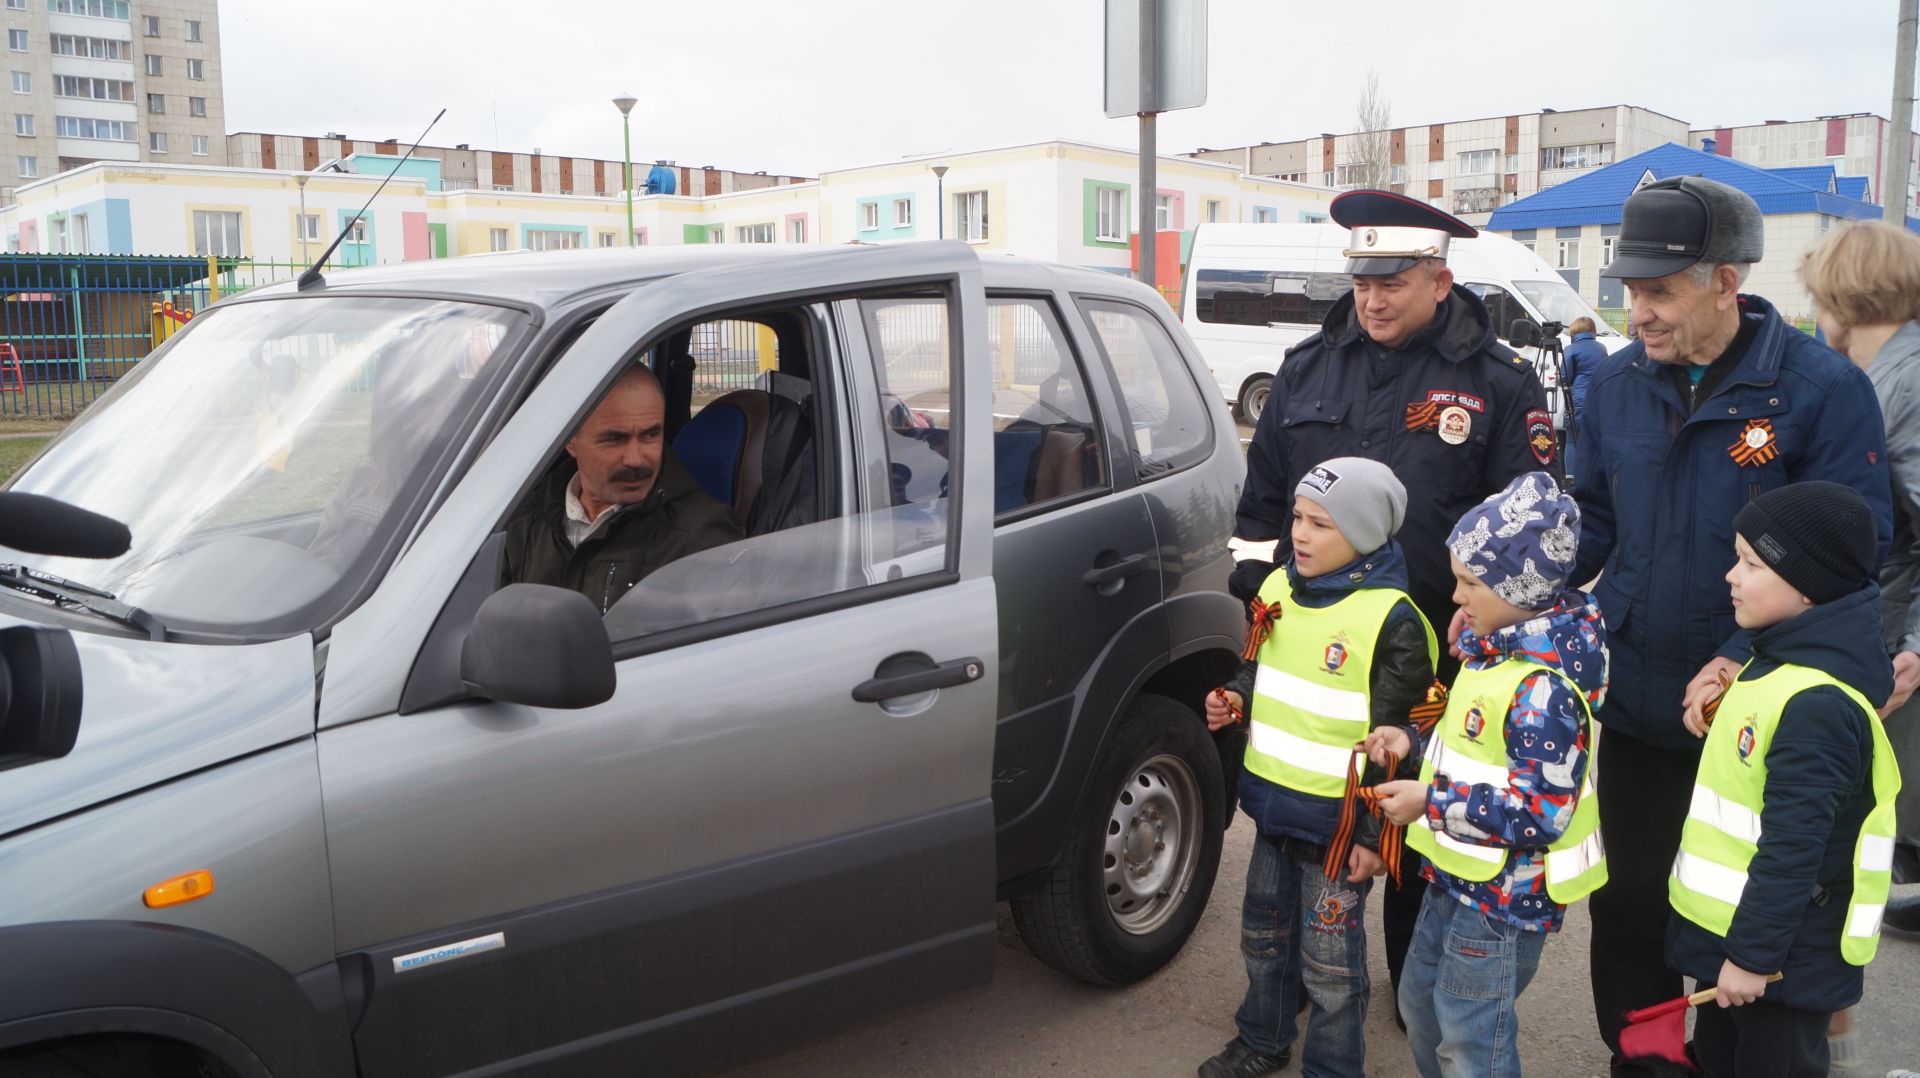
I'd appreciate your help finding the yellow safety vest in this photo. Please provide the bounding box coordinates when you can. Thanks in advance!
[1244,571,1436,798]
[1406,658,1608,903]
[1669,663,1902,965]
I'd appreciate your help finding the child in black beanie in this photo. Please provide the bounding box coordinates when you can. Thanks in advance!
[1663,481,1900,1078]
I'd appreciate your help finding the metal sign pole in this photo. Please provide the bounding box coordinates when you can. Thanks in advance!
[1137,0,1157,292]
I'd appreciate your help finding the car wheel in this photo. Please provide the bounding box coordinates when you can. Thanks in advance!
[1011,692,1225,986]
[1236,375,1272,422]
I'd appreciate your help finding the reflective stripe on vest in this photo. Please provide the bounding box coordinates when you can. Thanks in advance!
[1241,572,1436,798]
[1668,662,1902,966]
[1405,656,1607,903]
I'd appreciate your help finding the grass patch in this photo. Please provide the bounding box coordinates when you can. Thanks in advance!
[0,436,51,481]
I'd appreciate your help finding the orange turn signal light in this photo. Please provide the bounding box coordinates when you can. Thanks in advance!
[142,869,214,909]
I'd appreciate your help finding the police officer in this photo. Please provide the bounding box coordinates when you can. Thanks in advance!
[1231,189,1554,1015]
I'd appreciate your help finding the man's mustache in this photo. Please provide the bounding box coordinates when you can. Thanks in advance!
[610,464,655,484]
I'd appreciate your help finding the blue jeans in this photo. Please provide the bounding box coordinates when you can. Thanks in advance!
[1398,889,1547,1078]
[1232,833,1372,1077]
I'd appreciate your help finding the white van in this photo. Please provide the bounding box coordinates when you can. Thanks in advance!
[1180,223,1629,423]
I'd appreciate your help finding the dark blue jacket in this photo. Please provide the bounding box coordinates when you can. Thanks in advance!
[1665,585,1894,1013]
[1565,331,1607,417]
[1231,542,1432,849]
[1571,294,1892,750]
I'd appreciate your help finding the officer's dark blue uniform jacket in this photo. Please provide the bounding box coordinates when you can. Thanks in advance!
[1571,294,1892,751]
[1232,284,1553,641]
[1664,585,1893,1013]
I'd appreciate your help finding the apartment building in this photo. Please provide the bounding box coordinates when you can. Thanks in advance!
[1687,113,1920,221]
[0,0,224,206]
[1187,105,1690,225]
[225,132,809,201]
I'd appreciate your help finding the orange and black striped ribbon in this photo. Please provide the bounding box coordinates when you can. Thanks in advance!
[1242,596,1282,660]
[1700,668,1734,728]
[1405,401,1439,432]
[1728,418,1779,467]
[1408,680,1449,733]
[1325,745,1409,885]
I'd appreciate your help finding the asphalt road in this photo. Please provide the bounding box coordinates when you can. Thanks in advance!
[732,814,1920,1078]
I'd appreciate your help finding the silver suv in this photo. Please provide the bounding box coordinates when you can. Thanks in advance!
[0,243,1246,1077]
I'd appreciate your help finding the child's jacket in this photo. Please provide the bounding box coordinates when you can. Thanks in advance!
[1415,592,1609,931]
[1665,585,1897,1013]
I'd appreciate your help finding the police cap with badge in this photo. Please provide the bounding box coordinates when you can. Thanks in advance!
[1601,175,1764,280]
[1331,189,1479,276]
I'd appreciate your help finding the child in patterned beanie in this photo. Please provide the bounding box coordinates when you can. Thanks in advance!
[1366,471,1611,1078]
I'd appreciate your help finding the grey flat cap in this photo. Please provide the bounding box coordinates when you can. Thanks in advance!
[1601,175,1765,280]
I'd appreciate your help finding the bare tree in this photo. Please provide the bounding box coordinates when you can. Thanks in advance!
[1352,69,1394,190]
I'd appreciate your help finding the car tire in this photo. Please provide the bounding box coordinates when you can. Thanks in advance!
[1236,375,1272,423]
[1010,692,1225,986]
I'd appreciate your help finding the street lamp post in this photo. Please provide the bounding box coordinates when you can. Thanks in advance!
[930,164,948,240]
[613,93,638,247]
[295,173,310,265]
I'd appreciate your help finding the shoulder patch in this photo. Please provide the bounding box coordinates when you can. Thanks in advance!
[1526,409,1555,466]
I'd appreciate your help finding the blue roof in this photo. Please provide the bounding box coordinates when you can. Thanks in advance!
[1837,175,1871,201]
[1487,143,1896,232]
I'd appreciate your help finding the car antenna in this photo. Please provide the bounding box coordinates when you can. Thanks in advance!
[297,108,446,292]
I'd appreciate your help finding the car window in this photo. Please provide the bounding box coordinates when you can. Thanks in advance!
[1193,269,1352,327]
[985,295,1107,518]
[1464,282,1529,341]
[579,290,960,643]
[1077,298,1211,479]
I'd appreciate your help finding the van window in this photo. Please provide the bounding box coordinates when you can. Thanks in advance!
[1464,282,1529,340]
[1194,269,1351,328]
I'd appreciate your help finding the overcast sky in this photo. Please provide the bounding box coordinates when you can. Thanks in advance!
[219,1,1905,178]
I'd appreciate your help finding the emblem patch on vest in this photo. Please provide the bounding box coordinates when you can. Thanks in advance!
[1324,639,1348,673]
[1463,707,1485,741]
[1737,719,1757,763]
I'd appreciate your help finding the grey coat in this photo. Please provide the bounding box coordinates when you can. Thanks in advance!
[1869,320,1920,848]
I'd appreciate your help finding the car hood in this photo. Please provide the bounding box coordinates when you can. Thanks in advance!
[0,613,316,839]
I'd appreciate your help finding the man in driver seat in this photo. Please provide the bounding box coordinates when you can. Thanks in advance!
[504,364,740,612]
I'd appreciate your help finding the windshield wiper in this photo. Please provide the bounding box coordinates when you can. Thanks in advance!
[0,564,165,641]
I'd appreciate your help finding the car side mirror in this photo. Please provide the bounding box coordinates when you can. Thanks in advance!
[1507,318,1542,348]
[461,584,616,710]
[0,625,84,773]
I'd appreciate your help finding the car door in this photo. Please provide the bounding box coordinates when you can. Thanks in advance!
[312,246,999,1076]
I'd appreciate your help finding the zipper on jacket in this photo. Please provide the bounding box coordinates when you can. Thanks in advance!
[600,564,618,613]
[1747,481,1761,504]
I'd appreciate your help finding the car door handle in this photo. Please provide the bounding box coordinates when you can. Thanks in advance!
[1082,554,1151,586]
[851,657,985,703]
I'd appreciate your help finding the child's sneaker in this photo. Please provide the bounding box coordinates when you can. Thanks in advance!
[1197,1037,1290,1078]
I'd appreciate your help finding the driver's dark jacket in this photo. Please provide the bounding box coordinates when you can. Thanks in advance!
[502,448,741,613]
[1232,285,1553,649]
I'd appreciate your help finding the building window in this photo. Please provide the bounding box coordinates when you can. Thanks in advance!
[186,58,203,80]
[346,216,368,244]
[954,191,988,241]
[1556,239,1580,269]
[56,115,133,140]
[1253,206,1277,224]
[736,222,774,244]
[707,225,722,243]
[632,228,647,245]
[142,14,159,35]
[1539,143,1615,171]
[54,75,133,101]
[893,198,911,227]
[1505,154,1519,174]
[191,210,242,257]
[50,0,128,16]
[1391,164,1407,185]
[148,130,164,153]
[7,30,25,52]
[1205,199,1222,223]
[1600,236,1618,266]
[191,134,206,155]
[4,1,22,9]
[11,113,27,136]
[1095,185,1125,241]
[524,229,581,251]
[9,71,26,94]
[1155,193,1172,231]
[51,34,127,59]
[186,20,201,42]
[188,95,205,117]
[787,217,806,243]
[16,155,33,178]
[144,54,160,76]
[859,201,879,230]
[297,214,320,241]
[597,231,616,248]
[488,227,510,252]
[146,92,162,113]
[1452,187,1500,215]
[1457,149,1498,175]
[71,212,88,252]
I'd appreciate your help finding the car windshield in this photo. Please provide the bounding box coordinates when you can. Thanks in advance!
[4,295,523,634]
[1513,279,1619,336]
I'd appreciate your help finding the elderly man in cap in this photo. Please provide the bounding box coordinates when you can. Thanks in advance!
[1571,175,1891,1076]
[1226,190,1554,1033]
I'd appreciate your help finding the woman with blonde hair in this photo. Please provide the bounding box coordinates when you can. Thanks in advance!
[1799,217,1920,1077]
